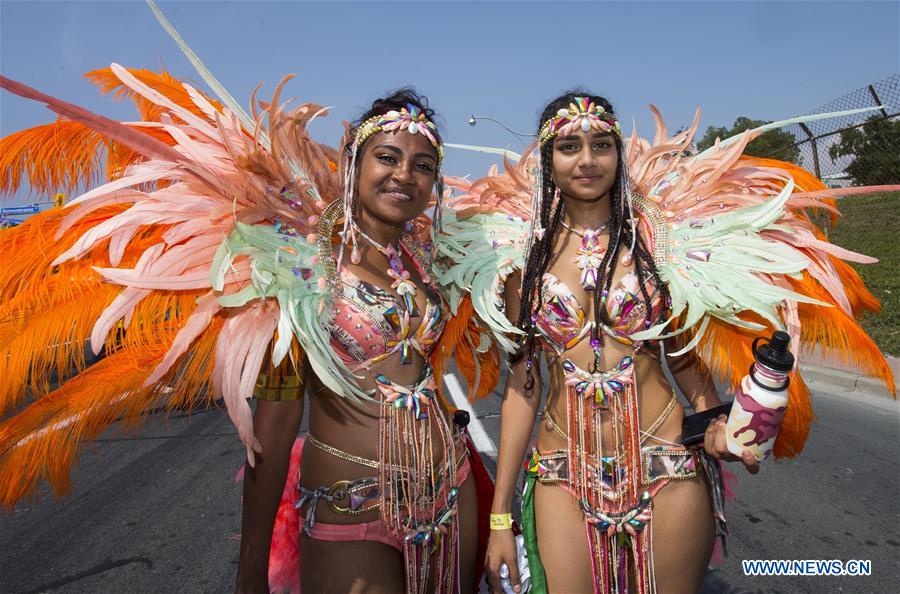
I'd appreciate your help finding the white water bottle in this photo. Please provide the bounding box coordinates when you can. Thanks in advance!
[725,331,794,461]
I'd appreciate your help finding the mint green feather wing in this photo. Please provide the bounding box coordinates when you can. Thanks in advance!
[433,208,529,353]
[212,222,371,402]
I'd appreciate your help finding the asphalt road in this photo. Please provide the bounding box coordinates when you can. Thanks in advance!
[1,381,897,594]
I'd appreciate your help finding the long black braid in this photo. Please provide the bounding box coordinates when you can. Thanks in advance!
[513,91,668,378]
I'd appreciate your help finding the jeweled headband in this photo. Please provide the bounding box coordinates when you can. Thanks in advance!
[538,97,621,146]
[353,103,444,162]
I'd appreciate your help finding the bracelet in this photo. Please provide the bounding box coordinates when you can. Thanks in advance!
[489,512,513,530]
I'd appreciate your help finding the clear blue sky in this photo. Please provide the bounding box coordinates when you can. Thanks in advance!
[2,0,898,208]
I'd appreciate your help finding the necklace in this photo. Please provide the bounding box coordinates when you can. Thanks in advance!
[560,216,610,237]
[355,226,418,314]
[561,217,611,291]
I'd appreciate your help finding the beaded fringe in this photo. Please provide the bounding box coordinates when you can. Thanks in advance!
[378,380,459,593]
[565,361,656,594]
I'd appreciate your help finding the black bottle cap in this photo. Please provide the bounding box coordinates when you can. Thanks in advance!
[753,330,795,373]
[453,410,470,428]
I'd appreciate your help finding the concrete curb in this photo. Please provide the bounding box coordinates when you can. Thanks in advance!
[800,354,897,400]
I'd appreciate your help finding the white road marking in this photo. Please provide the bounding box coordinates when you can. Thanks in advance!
[443,373,497,460]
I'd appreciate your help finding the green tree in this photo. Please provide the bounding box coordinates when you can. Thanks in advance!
[828,116,900,185]
[696,116,801,164]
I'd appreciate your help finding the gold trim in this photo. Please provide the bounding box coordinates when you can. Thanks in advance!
[533,445,698,488]
[317,200,344,296]
[306,432,382,469]
[253,381,304,401]
[543,408,569,442]
[305,432,468,475]
[325,479,382,515]
[532,450,569,484]
[543,391,677,445]
[325,479,355,513]
[252,340,306,401]
[258,374,303,389]
[355,112,445,162]
[632,195,669,267]
[641,393,678,440]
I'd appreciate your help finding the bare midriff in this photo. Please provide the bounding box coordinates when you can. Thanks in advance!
[538,344,685,455]
[301,349,462,526]
[535,236,683,455]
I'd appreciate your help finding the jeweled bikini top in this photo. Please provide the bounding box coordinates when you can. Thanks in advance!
[330,239,447,368]
[535,272,662,355]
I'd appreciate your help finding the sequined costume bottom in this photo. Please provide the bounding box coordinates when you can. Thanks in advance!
[519,354,728,593]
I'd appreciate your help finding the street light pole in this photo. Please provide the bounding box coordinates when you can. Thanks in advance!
[467,115,535,145]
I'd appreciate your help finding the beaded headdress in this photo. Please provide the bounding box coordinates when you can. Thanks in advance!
[341,103,444,265]
[354,104,444,161]
[538,97,622,146]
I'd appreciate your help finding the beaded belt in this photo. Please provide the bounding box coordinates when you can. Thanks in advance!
[301,432,468,516]
[530,446,698,492]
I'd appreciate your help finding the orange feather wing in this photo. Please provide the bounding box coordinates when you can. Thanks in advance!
[692,156,893,458]
[430,295,501,404]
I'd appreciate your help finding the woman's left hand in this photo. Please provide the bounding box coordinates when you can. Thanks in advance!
[703,414,760,474]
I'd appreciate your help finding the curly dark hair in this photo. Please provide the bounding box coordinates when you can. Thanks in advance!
[514,90,667,375]
[342,87,445,231]
[348,87,442,149]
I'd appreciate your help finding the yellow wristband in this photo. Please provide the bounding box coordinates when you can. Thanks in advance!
[489,513,513,530]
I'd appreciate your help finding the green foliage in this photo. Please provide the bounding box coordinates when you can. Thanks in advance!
[696,117,801,163]
[824,191,900,355]
[828,116,900,185]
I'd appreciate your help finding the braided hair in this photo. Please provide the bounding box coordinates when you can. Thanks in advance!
[513,90,668,376]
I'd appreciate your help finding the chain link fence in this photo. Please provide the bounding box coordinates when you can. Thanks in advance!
[766,74,899,187]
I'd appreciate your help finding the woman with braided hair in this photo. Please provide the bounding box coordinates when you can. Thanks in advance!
[434,88,893,593]
[0,5,498,588]
[481,90,751,593]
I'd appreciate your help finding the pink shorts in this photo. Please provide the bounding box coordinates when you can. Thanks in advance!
[297,456,472,551]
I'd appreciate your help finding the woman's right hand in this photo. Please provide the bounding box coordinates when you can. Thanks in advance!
[237,398,304,594]
[485,528,521,593]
